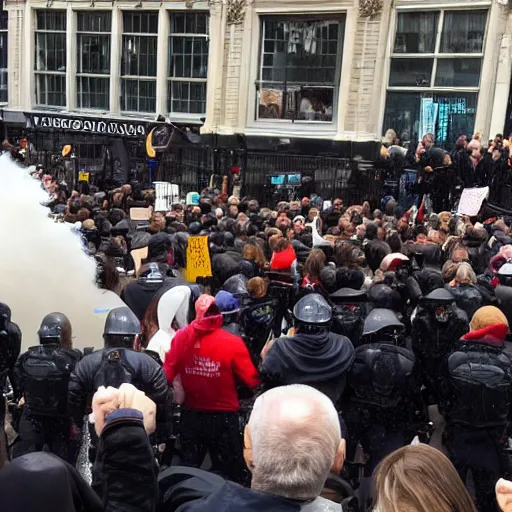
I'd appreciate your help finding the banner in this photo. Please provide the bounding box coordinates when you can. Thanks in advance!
[185,236,212,283]
[458,187,489,216]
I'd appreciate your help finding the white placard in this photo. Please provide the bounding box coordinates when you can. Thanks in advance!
[154,181,180,211]
[457,187,489,216]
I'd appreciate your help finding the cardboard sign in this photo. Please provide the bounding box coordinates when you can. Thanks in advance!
[458,187,489,216]
[130,207,151,221]
[131,247,148,276]
[185,236,212,283]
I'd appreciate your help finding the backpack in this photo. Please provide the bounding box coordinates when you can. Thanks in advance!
[444,345,512,427]
[93,348,135,390]
[349,343,416,409]
[23,345,75,416]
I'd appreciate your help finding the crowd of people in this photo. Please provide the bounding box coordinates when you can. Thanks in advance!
[3,148,512,512]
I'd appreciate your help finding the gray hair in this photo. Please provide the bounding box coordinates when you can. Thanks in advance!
[248,384,341,500]
[455,262,477,285]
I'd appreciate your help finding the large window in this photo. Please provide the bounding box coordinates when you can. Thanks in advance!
[35,10,67,107]
[256,17,345,123]
[121,11,158,113]
[77,12,111,110]
[383,10,487,148]
[0,8,7,104]
[168,12,209,116]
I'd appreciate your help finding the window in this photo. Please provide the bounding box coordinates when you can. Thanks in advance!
[384,9,487,147]
[168,12,209,116]
[256,17,345,123]
[121,11,158,113]
[77,12,111,110]
[35,10,67,107]
[0,8,7,103]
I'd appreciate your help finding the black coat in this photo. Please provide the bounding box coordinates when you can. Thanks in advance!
[68,348,168,426]
[0,452,103,512]
[261,331,355,404]
[93,409,157,512]
[0,308,21,394]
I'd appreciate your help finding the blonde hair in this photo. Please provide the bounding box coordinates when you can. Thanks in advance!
[375,444,477,512]
[455,262,477,285]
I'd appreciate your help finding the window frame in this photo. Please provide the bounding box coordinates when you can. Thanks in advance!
[76,11,112,112]
[34,9,67,108]
[167,11,209,118]
[120,11,159,114]
[0,8,7,105]
[387,9,488,94]
[254,14,345,126]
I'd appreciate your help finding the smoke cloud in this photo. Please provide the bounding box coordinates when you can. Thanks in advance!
[0,154,123,350]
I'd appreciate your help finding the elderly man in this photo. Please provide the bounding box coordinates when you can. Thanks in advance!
[167,384,346,511]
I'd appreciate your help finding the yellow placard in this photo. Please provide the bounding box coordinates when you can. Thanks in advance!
[78,172,90,182]
[185,235,212,283]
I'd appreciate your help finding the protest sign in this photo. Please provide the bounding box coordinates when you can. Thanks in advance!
[457,187,489,216]
[185,236,212,283]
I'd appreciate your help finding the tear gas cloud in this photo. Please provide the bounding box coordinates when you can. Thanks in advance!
[0,154,117,350]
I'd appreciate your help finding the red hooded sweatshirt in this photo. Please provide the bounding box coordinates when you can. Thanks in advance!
[164,295,259,411]
[461,323,508,346]
[270,245,296,271]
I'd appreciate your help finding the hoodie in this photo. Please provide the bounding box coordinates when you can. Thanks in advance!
[270,245,297,271]
[261,331,355,403]
[461,323,508,346]
[164,295,259,411]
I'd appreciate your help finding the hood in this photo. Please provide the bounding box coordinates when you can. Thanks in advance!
[158,286,191,333]
[195,294,216,321]
[0,452,103,512]
[271,331,355,381]
[193,314,223,334]
[461,323,508,346]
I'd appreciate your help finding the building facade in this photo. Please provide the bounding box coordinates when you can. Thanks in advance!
[0,0,511,197]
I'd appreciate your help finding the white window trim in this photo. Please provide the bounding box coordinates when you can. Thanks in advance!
[120,12,158,115]
[379,6,490,134]
[0,13,7,106]
[167,14,209,119]
[76,12,112,112]
[34,11,67,108]
[242,4,354,138]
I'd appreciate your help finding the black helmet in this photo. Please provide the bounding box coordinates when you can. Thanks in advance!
[293,293,332,333]
[362,308,404,344]
[38,312,72,347]
[138,262,164,284]
[103,306,141,337]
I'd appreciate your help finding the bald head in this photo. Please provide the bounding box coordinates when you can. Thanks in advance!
[246,385,343,500]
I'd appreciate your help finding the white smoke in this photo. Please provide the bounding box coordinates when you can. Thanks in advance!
[0,154,124,350]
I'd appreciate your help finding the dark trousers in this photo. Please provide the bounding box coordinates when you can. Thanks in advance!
[179,410,247,484]
[444,426,502,512]
[11,409,78,465]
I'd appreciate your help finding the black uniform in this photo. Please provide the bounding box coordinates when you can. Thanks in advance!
[411,288,469,402]
[13,344,81,463]
[68,347,168,429]
[0,303,21,413]
[345,309,425,477]
[439,332,512,512]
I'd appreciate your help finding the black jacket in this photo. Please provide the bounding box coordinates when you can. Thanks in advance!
[121,275,185,321]
[0,451,103,512]
[0,307,21,394]
[68,348,168,426]
[445,284,483,321]
[93,409,157,512]
[261,331,355,404]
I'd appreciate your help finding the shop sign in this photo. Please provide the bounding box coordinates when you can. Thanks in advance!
[27,114,147,138]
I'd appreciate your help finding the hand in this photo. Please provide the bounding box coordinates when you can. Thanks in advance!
[92,386,121,436]
[260,338,276,362]
[118,383,156,435]
[496,478,512,511]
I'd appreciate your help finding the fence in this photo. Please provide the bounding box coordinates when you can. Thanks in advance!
[155,144,384,208]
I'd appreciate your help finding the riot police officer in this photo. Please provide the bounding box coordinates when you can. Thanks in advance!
[12,313,81,463]
[0,303,21,466]
[411,288,469,403]
[68,306,168,432]
[260,293,355,404]
[439,306,512,512]
[345,309,425,475]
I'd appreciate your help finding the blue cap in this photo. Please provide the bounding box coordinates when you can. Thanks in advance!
[215,291,241,315]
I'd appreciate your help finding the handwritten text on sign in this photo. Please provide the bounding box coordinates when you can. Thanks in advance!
[185,236,212,283]
[457,187,489,216]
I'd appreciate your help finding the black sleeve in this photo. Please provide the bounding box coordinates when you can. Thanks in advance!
[12,354,25,401]
[145,360,170,421]
[92,411,157,512]
[68,359,91,428]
